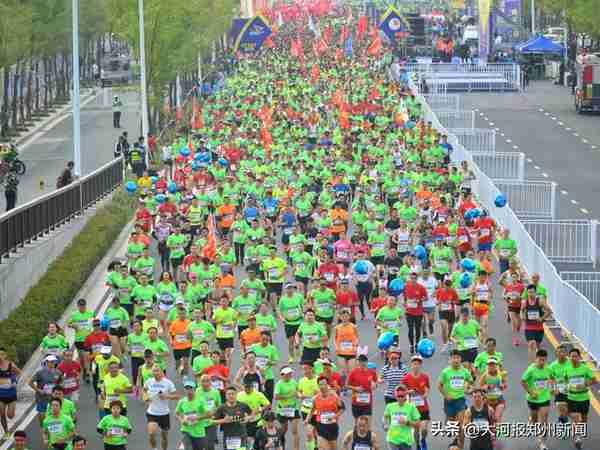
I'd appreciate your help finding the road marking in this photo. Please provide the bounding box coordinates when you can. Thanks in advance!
[566,127,572,131]
[495,127,500,131]
[582,139,588,143]
[483,116,488,121]
[571,199,579,205]
[527,158,533,163]
[489,122,494,126]
[534,165,540,170]
[513,145,519,149]
[574,133,579,137]
[592,145,598,150]
[581,208,590,214]
[539,108,544,112]
[506,139,512,143]
[474,108,479,111]
[561,190,568,195]
[558,122,564,126]
[542,172,549,178]
[544,112,550,116]
[500,132,505,137]
[551,116,557,120]
[479,112,485,116]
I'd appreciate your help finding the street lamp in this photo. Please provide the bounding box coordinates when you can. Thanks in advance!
[72,0,81,177]
[138,0,150,166]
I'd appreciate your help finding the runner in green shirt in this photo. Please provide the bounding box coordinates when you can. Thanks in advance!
[143,327,169,371]
[97,401,132,448]
[42,399,75,449]
[548,344,570,425]
[131,274,157,319]
[240,271,266,301]
[493,228,518,273]
[67,299,94,380]
[232,287,259,331]
[429,239,453,277]
[278,284,306,363]
[376,297,404,338]
[438,350,474,421]
[176,380,211,448]
[308,281,337,336]
[255,302,278,334]
[196,374,222,444]
[565,347,597,445]
[261,247,288,310]
[188,309,216,355]
[296,310,327,365]
[383,385,421,448]
[250,332,280,401]
[450,308,481,371]
[521,348,552,449]
[274,367,300,443]
[212,296,238,365]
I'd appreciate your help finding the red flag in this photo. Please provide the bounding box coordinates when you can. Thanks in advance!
[357,15,368,38]
[264,35,275,48]
[367,35,382,56]
[188,135,194,151]
[193,107,204,130]
[175,106,183,123]
[368,25,378,39]
[201,214,217,261]
[339,110,350,129]
[335,48,343,61]
[311,64,320,83]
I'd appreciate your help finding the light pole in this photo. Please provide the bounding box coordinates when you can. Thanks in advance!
[531,0,536,34]
[138,0,150,165]
[72,0,81,177]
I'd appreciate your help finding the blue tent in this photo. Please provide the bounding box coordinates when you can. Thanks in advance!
[516,35,564,55]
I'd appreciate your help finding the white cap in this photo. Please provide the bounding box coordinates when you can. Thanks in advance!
[280,367,294,375]
[100,346,112,355]
[45,355,58,362]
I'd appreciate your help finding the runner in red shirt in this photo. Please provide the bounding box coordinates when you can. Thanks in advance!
[458,193,478,218]
[402,355,431,450]
[403,272,428,354]
[455,223,472,257]
[346,355,378,426]
[83,320,110,357]
[203,350,230,401]
[335,280,359,321]
[135,203,152,232]
[475,212,496,253]
[431,218,449,241]
[435,278,459,352]
[369,287,388,317]
[157,198,177,217]
[57,349,81,402]
[317,255,341,290]
[319,359,344,394]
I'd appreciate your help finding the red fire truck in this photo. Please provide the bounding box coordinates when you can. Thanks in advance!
[575,53,600,113]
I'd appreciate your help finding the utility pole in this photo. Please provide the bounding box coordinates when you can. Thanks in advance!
[138,0,150,166]
[72,0,81,177]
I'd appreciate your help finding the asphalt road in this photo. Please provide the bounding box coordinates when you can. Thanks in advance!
[460,81,600,223]
[19,257,600,450]
[0,88,140,212]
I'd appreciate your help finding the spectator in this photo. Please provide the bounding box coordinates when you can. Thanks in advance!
[56,161,75,189]
[4,171,19,211]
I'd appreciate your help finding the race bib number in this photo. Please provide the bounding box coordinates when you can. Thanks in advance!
[384,321,398,330]
[47,422,63,434]
[280,407,296,418]
[226,437,242,450]
[356,392,371,403]
[569,377,586,390]
[410,394,425,407]
[391,412,406,426]
[302,398,314,409]
[337,251,348,259]
[212,379,224,390]
[340,341,354,352]
[175,334,188,343]
[63,378,77,389]
[319,412,336,424]
[527,310,540,321]
[373,243,385,251]
[499,249,511,258]
[316,303,332,315]
[463,337,478,349]
[268,268,279,279]
[406,300,417,309]
[238,304,254,315]
[185,413,199,424]
[450,378,465,390]
[110,427,124,436]
[324,273,334,282]
[221,324,234,334]
[535,380,547,390]
[109,319,121,328]
[131,344,145,354]
[286,308,301,320]
[160,294,174,304]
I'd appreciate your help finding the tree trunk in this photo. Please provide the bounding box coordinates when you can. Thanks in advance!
[11,63,19,132]
[34,60,40,112]
[1,67,10,138]
[18,62,26,126]
[43,57,50,110]
[26,62,33,121]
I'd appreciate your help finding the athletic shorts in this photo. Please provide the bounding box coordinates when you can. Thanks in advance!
[122,303,134,319]
[478,242,492,252]
[266,282,283,297]
[0,391,17,404]
[173,348,191,360]
[74,341,87,351]
[555,393,568,403]
[147,413,170,430]
[524,329,544,344]
[217,337,235,350]
[284,323,300,339]
[439,311,456,323]
[301,347,321,365]
[423,306,435,314]
[444,397,467,417]
[508,306,522,314]
[316,315,334,325]
[527,400,550,411]
[316,422,339,441]
[337,353,355,361]
[277,410,300,423]
[568,399,590,416]
[473,302,489,318]
[370,256,384,266]
[109,327,128,338]
[351,403,372,417]
[295,276,310,286]
[418,409,431,421]
[459,348,478,364]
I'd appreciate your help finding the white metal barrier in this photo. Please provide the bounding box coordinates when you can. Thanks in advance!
[435,110,475,129]
[413,79,600,363]
[450,128,496,153]
[423,94,460,112]
[471,152,525,180]
[521,220,598,264]
[560,272,600,309]
[493,179,557,219]
[404,63,521,90]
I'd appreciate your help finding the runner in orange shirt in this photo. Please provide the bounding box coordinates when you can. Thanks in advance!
[240,315,262,354]
[169,307,192,376]
[216,197,236,236]
[329,202,349,240]
[334,309,359,379]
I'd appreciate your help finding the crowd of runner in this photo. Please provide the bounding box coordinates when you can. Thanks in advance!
[0,10,597,450]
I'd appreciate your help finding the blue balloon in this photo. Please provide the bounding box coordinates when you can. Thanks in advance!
[195,152,211,163]
[168,182,177,194]
[460,272,473,288]
[191,161,200,171]
[495,194,507,208]
[464,208,481,220]
[406,121,416,129]
[180,147,190,157]
[462,258,476,272]
[377,331,397,350]
[389,278,405,296]
[125,181,137,193]
[367,362,377,370]
[417,338,435,358]
[150,176,158,184]
[354,260,370,275]
[414,244,427,261]
[155,194,167,204]
[100,316,110,332]
[218,157,229,167]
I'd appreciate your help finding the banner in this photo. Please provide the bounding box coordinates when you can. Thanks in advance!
[234,15,273,53]
[478,0,491,62]
[378,7,410,44]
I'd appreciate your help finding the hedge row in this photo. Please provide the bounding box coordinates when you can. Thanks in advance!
[0,190,135,366]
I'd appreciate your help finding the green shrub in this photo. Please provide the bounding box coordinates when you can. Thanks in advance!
[0,190,136,366]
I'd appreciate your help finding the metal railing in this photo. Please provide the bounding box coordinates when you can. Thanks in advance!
[493,179,557,219]
[560,272,600,309]
[450,128,496,153]
[522,219,598,264]
[472,152,525,180]
[404,63,521,91]
[423,94,460,112]
[0,157,124,262]
[413,79,600,363]
[435,110,475,129]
